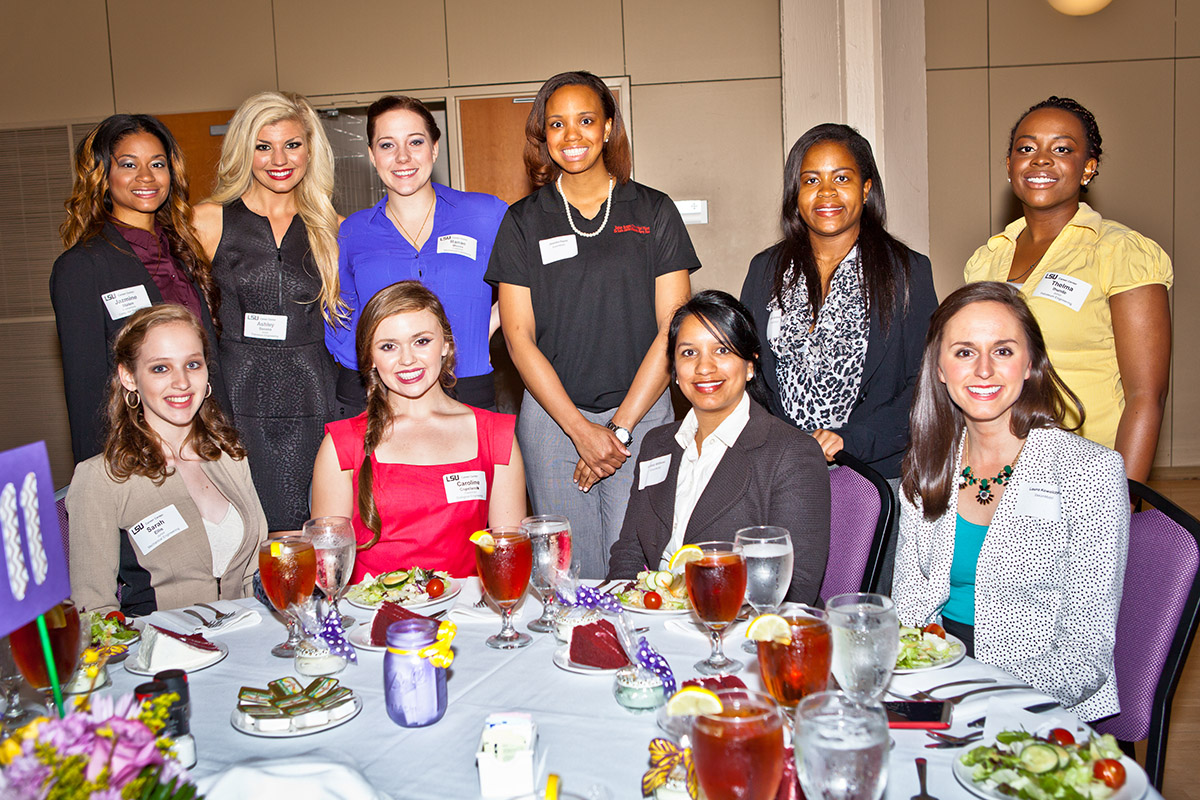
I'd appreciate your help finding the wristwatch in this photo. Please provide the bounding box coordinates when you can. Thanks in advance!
[606,421,633,448]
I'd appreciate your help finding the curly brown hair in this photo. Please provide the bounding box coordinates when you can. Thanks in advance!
[61,115,221,331]
[104,305,245,485]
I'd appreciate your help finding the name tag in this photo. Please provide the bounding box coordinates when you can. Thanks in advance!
[128,504,189,555]
[102,285,152,321]
[1014,482,1061,522]
[436,234,478,260]
[539,234,578,265]
[444,471,487,503]
[766,309,782,342]
[244,313,288,340]
[1031,273,1091,312]
[638,455,671,490]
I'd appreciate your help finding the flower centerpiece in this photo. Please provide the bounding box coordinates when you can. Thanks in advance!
[0,683,200,800]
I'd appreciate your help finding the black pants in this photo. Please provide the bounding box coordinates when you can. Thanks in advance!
[942,617,976,657]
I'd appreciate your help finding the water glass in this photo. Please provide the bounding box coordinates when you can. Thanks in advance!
[825,593,899,704]
[522,514,572,633]
[305,516,356,629]
[0,637,39,732]
[384,618,448,727]
[735,526,793,653]
[794,691,889,800]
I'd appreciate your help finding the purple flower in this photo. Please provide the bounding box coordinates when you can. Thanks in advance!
[1,755,53,799]
[86,717,164,786]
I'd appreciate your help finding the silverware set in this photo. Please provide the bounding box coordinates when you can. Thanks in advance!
[180,602,238,631]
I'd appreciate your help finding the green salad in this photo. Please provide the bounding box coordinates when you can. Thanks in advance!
[614,570,690,611]
[85,612,139,647]
[896,625,962,669]
[345,567,452,606]
[960,729,1128,800]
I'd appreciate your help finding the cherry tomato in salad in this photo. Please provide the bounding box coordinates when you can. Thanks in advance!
[1093,758,1125,789]
[105,611,126,624]
[1047,728,1075,746]
[922,623,946,639]
[643,591,663,610]
[426,578,446,599]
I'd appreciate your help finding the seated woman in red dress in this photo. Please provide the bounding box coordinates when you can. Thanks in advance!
[311,281,526,580]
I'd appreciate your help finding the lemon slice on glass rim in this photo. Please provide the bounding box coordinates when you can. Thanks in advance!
[469,530,495,553]
[665,685,723,717]
[745,613,792,645]
[667,544,704,572]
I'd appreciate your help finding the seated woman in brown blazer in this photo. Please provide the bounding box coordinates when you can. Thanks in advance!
[607,291,830,603]
[67,305,268,616]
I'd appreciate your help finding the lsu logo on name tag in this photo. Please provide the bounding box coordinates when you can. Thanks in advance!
[444,471,487,503]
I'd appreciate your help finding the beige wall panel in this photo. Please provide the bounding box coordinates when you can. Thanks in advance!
[1180,0,1200,58]
[0,2,113,126]
[924,0,987,70]
[0,323,72,490]
[108,0,277,114]
[624,0,780,84]
[1171,59,1200,466]
[631,80,782,298]
[988,0,1174,67]
[275,0,448,95]
[445,0,623,87]
[925,69,990,299]
[986,60,1175,254]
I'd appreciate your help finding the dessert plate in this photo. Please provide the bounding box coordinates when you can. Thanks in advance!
[230,696,363,738]
[347,626,385,652]
[123,641,228,676]
[552,645,623,675]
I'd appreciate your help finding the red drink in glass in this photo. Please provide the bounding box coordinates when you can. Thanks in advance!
[10,600,82,690]
[692,690,785,800]
[476,532,533,605]
[687,551,747,626]
[259,538,317,611]
[758,614,832,708]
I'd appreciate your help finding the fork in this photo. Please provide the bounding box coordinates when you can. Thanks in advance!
[925,730,984,748]
[892,684,1030,705]
[907,678,998,700]
[196,602,236,623]
[181,609,223,630]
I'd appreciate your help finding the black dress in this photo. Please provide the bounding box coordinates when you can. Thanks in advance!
[212,199,338,530]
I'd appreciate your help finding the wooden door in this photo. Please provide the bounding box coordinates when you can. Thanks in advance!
[155,109,235,201]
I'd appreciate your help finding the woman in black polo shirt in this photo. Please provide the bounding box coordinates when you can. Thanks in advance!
[486,71,699,579]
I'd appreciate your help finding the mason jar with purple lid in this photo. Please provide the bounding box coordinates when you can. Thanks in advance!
[384,618,448,727]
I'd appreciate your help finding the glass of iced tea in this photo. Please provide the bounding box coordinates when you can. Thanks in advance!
[258,534,317,657]
[9,599,83,712]
[756,603,832,709]
[692,688,786,800]
[685,541,747,675]
[475,527,533,649]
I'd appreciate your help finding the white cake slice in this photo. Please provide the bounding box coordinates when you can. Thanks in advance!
[131,625,219,672]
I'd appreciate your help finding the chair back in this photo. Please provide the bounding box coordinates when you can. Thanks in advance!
[54,484,69,564]
[1093,480,1200,790]
[819,452,895,602]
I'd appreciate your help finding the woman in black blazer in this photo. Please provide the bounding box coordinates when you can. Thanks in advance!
[607,291,830,603]
[51,114,227,464]
[739,123,937,482]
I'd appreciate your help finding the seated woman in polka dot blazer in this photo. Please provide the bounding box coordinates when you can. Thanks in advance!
[894,282,1129,722]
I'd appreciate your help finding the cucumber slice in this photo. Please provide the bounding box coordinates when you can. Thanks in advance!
[1019,744,1060,774]
[1050,744,1070,769]
[380,571,412,589]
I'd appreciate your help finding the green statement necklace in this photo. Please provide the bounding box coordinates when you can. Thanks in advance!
[959,438,1024,505]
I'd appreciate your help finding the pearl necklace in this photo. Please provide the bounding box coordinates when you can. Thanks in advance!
[557,174,614,238]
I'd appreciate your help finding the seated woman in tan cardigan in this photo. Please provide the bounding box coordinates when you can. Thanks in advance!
[67,304,268,616]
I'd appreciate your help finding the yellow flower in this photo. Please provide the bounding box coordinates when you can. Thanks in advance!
[0,717,47,765]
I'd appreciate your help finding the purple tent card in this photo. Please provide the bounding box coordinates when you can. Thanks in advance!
[0,441,69,638]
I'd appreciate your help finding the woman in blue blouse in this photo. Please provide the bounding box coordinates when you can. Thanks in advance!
[325,96,508,413]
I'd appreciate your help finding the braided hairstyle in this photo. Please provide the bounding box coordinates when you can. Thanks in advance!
[353,281,457,548]
[1008,96,1103,191]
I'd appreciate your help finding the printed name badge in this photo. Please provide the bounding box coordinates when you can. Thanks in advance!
[444,471,487,503]
[539,234,578,265]
[244,313,288,341]
[102,285,153,321]
[127,504,189,555]
[638,455,671,490]
[436,234,478,260]
[1013,482,1061,522]
[1031,273,1092,312]
[766,309,782,342]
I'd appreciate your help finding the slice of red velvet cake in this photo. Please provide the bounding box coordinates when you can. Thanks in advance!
[369,602,434,646]
[568,619,630,669]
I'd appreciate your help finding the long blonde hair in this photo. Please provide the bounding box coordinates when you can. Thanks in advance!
[207,91,346,324]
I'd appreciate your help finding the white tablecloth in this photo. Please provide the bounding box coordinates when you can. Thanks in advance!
[102,583,1163,800]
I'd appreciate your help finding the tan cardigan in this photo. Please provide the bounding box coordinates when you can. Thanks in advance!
[67,452,268,616]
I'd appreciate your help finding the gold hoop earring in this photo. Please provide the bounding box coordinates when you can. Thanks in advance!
[124,390,140,408]
[205,383,212,399]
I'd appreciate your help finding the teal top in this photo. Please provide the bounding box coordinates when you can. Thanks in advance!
[943,514,989,625]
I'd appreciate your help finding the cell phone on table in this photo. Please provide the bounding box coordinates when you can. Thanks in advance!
[883,700,951,729]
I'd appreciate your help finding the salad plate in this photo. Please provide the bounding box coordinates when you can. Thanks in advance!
[952,735,1148,800]
[230,696,363,738]
[894,631,967,674]
[618,601,692,617]
[552,646,623,676]
[345,574,461,611]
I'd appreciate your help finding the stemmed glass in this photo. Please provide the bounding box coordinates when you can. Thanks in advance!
[522,515,572,634]
[8,599,83,715]
[825,593,899,705]
[258,534,317,658]
[794,690,889,800]
[735,526,793,654]
[691,689,786,800]
[755,603,832,710]
[305,516,356,630]
[685,541,747,675]
[0,637,39,733]
[474,527,533,649]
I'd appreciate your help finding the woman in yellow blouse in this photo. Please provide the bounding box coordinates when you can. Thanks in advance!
[964,96,1172,481]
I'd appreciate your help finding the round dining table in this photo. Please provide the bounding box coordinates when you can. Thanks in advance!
[100,580,1163,800]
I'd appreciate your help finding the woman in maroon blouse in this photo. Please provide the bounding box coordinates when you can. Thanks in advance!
[51,114,228,464]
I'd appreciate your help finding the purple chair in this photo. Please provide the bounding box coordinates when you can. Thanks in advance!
[819,451,896,602]
[1092,480,1200,790]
